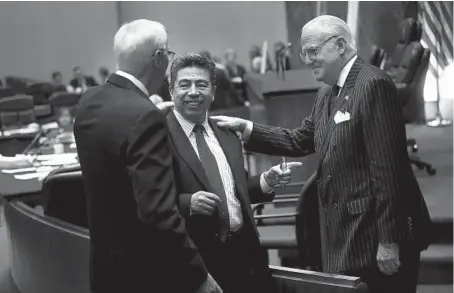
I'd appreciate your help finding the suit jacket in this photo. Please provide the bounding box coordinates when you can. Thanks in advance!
[73,74,207,293]
[166,111,273,274]
[70,76,98,89]
[246,58,432,273]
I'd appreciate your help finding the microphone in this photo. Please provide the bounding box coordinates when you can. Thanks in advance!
[22,128,52,155]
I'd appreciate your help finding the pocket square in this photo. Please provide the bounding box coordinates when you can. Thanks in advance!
[334,111,351,124]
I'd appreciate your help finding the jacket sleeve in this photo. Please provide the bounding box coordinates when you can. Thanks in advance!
[245,90,321,157]
[360,77,408,244]
[126,108,207,291]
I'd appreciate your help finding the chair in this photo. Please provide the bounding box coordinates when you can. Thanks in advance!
[43,165,88,228]
[369,46,387,69]
[0,87,15,99]
[385,18,421,77]
[26,83,54,118]
[0,94,36,131]
[394,44,436,175]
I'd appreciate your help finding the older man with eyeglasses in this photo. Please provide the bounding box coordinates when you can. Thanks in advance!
[212,15,432,293]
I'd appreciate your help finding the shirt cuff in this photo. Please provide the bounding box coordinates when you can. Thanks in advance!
[241,121,253,141]
[260,172,274,194]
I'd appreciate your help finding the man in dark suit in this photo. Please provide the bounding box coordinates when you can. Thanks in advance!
[166,53,301,293]
[212,15,432,293]
[74,20,221,293]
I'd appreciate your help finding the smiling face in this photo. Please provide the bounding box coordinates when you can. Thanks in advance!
[171,66,216,124]
[300,27,344,85]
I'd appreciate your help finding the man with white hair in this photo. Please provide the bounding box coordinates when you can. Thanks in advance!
[74,20,221,293]
[212,15,432,293]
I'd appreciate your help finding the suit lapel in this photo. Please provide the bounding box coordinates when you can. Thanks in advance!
[107,73,149,100]
[318,58,364,161]
[167,112,213,192]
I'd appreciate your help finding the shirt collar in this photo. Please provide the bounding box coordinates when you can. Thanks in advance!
[337,54,357,88]
[115,70,149,96]
[173,109,210,138]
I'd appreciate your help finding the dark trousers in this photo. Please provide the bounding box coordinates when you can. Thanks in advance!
[344,245,421,293]
[202,228,277,293]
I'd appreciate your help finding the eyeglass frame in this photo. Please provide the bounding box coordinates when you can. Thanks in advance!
[299,35,339,63]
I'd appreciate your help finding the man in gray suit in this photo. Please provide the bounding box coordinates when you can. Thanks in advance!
[212,15,432,293]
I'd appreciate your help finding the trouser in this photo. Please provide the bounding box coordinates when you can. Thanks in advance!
[343,245,421,293]
[202,227,277,293]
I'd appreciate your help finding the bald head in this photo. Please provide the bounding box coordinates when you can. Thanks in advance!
[114,19,168,74]
[301,15,356,52]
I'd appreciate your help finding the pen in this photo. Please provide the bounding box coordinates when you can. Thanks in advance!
[280,156,287,188]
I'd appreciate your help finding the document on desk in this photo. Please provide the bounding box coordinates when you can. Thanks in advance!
[2,166,56,174]
[14,170,53,181]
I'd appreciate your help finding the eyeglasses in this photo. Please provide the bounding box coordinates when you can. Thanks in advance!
[300,36,338,63]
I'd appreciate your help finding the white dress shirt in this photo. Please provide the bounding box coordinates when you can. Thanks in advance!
[115,70,149,97]
[243,55,358,139]
[173,110,273,232]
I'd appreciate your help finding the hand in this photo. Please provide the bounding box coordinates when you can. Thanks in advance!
[149,94,164,104]
[264,162,303,188]
[210,115,249,133]
[196,273,223,293]
[377,242,400,275]
[156,101,174,115]
[191,191,221,216]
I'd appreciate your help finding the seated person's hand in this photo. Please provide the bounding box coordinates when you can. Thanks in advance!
[210,116,249,133]
[264,162,303,188]
[191,191,221,216]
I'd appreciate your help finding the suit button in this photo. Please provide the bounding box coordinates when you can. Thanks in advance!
[332,145,336,151]
[327,175,332,181]
[215,233,219,237]
[333,202,338,209]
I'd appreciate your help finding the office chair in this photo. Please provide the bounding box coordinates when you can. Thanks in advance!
[43,166,88,228]
[394,43,436,175]
[0,94,37,131]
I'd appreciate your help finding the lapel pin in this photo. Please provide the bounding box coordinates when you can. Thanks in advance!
[345,96,349,100]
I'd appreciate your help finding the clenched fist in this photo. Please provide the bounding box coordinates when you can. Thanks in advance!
[191,191,222,216]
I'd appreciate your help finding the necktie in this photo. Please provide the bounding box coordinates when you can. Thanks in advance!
[193,124,230,241]
[329,85,341,116]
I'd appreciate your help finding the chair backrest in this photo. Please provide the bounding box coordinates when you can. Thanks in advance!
[401,48,431,123]
[394,42,424,84]
[369,46,387,69]
[43,167,88,228]
[49,92,80,119]
[390,18,421,68]
[0,94,36,129]
[0,87,16,99]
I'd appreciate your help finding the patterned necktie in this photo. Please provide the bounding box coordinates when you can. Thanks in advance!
[193,124,230,242]
[329,85,341,116]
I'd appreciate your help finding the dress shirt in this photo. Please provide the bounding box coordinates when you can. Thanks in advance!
[243,55,358,140]
[174,110,272,232]
[115,70,149,97]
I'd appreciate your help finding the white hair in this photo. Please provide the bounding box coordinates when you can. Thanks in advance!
[113,19,167,75]
[303,15,357,51]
